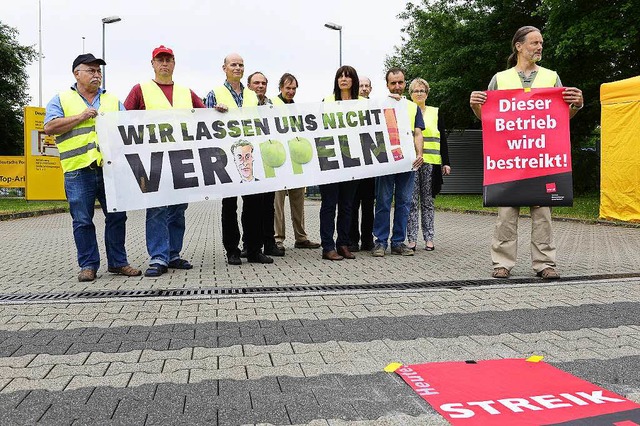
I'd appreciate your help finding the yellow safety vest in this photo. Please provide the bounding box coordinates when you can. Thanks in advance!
[56,90,119,173]
[495,66,558,90]
[212,85,258,109]
[271,96,286,106]
[140,80,193,109]
[421,106,441,164]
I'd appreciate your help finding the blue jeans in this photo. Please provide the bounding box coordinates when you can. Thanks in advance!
[373,171,415,248]
[146,204,188,266]
[64,167,128,271]
[319,182,357,252]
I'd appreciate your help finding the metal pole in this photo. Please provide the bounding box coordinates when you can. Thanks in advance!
[82,37,85,53]
[339,29,342,66]
[38,0,42,106]
[101,22,106,89]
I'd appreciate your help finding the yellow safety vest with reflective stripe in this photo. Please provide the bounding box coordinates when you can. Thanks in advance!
[212,85,258,109]
[495,66,558,90]
[56,90,119,173]
[140,80,193,110]
[421,106,441,164]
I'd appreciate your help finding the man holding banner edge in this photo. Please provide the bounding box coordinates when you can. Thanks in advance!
[123,45,206,277]
[44,53,141,282]
[469,25,584,280]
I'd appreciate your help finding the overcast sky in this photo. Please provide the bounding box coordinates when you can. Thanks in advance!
[4,0,413,107]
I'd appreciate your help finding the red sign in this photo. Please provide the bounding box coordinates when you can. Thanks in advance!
[481,88,573,206]
[397,359,640,425]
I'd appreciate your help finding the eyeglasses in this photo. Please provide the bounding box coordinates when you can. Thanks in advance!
[153,57,175,63]
[78,68,102,75]
[412,89,427,94]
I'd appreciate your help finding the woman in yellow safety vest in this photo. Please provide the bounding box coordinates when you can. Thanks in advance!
[406,78,451,251]
[319,65,363,261]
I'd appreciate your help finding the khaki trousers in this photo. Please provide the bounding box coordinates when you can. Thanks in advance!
[274,188,308,243]
[491,206,556,273]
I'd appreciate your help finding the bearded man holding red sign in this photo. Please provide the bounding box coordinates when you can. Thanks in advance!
[469,26,584,280]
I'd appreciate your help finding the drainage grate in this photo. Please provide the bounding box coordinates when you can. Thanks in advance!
[1,273,639,303]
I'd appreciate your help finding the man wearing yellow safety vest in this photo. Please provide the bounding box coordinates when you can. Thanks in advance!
[124,45,206,277]
[371,68,425,257]
[44,53,141,282]
[205,53,274,266]
[271,73,321,253]
[470,26,584,280]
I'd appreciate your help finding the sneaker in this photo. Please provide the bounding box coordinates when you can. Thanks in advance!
[371,244,386,257]
[294,240,321,249]
[391,243,415,256]
[78,269,96,282]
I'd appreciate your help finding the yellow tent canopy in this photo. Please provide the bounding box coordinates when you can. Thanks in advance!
[600,75,640,222]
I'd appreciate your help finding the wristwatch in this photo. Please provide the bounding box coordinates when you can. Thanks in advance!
[570,103,583,110]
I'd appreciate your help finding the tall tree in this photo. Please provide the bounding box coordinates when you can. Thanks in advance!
[388,0,544,130]
[0,21,37,155]
[541,0,640,141]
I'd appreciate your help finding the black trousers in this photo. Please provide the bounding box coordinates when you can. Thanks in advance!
[349,177,375,249]
[222,194,265,257]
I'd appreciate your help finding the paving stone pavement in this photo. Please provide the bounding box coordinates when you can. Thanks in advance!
[0,200,639,425]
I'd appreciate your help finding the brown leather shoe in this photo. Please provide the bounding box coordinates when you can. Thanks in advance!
[295,240,321,249]
[78,269,96,282]
[322,250,344,261]
[108,265,142,277]
[337,245,355,259]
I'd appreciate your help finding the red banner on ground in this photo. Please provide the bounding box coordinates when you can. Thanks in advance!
[481,88,573,207]
[397,359,640,425]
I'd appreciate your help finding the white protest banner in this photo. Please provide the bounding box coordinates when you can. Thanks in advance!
[97,98,415,212]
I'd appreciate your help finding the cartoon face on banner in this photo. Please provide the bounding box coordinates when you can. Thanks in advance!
[231,139,256,182]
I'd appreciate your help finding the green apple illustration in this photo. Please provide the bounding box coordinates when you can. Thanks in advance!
[288,137,313,174]
[260,139,286,178]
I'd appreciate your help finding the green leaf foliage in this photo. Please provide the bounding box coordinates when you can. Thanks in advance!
[388,0,640,193]
[0,21,37,155]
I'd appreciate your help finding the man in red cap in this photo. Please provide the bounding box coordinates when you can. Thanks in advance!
[124,45,206,277]
[44,53,141,282]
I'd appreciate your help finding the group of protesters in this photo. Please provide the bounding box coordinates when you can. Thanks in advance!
[44,25,582,283]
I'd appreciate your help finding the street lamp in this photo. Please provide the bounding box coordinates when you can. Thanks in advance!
[101,16,122,89]
[324,22,342,66]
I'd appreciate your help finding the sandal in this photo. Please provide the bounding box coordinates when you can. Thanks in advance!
[536,267,560,280]
[407,242,417,252]
[144,264,168,277]
[168,258,193,270]
[492,267,510,278]
[425,242,435,251]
